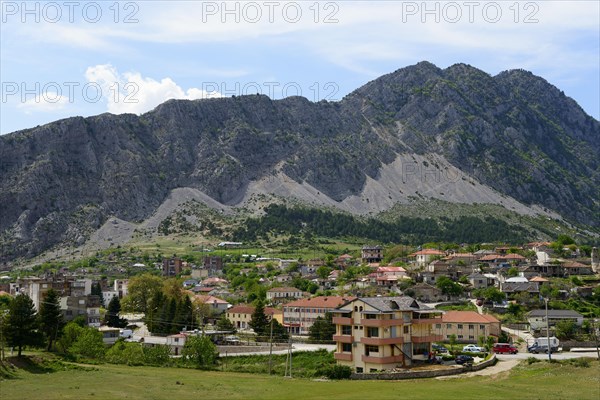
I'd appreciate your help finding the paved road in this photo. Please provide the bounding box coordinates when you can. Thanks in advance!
[220,343,336,357]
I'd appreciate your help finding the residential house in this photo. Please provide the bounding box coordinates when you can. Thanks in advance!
[527,309,584,330]
[114,279,129,298]
[500,281,540,297]
[166,333,188,355]
[201,277,229,287]
[467,272,489,289]
[562,261,593,276]
[361,245,383,264]
[373,266,408,287]
[266,287,304,304]
[411,282,444,302]
[99,326,120,345]
[411,249,445,267]
[332,296,443,373]
[226,305,283,330]
[437,311,501,343]
[284,296,354,335]
[193,295,231,315]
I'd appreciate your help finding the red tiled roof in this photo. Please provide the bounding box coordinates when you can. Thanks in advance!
[193,295,229,304]
[503,254,526,260]
[478,254,499,261]
[377,266,407,273]
[441,311,500,324]
[285,296,356,309]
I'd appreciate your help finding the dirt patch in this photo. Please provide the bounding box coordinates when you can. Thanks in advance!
[436,359,520,380]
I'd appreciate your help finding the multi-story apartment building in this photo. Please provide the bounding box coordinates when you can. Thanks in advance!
[332,296,443,373]
[163,257,183,277]
[361,245,383,264]
[283,296,354,335]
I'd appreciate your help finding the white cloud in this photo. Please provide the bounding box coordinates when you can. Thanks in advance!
[84,64,222,114]
[17,92,69,113]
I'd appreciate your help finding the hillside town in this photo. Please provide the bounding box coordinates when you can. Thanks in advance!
[1,237,599,375]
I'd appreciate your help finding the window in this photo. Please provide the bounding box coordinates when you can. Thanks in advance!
[457,324,463,329]
[403,326,409,334]
[446,324,452,329]
[356,367,363,373]
[365,313,376,319]
[367,327,379,338]
[342,325,352,335]
[468,324,474,329]
[458,335,463,339]
[435,324,441,329]
[479,325,485,330]
[469,335,474,340]
[365,345,378,354]
[342,343,352,352]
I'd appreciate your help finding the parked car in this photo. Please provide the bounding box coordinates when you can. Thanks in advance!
[462,344,484,353]
[493,343,518,354]
[527,344,556,354]
[455,355,474,365]
[432,344,448,353]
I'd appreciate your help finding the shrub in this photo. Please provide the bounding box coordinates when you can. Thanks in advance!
[318,365,352,379]
[527,357,540,365]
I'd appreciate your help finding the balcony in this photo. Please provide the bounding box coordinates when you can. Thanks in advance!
[361,355,404,364]
[411,335,443,343]
[360,318,403,328]
[332,317,352,325]
[334,352,353,361]
[333,335,353,344]
[360,336,404,345]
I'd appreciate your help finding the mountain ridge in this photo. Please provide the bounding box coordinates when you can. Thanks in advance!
[1,61,598,261]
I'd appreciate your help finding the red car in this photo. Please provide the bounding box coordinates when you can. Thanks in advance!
[493,343,518,354]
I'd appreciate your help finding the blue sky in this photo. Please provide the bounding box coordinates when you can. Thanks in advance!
[1,1,599,134]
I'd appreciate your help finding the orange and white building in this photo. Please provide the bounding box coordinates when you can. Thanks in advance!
[283,296,354,335]
[410,249,445,267]
[332,296,443,373]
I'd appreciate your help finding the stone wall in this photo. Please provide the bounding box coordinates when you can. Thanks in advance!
[349,355,497,380]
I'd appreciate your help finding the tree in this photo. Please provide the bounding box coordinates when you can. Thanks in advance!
[104,296,128,328]
[38,289,64,351]
[249,300,270,336]
[70,327,105,359]
[121,273,163,313]
[270,319,289,341]
[555,320,577,340]
[57,322,84,354]
[174,296,194,332]
[317,266,332,280]
[182,335,218,368]
[482,287,506,303]
[448,334,457,355]
[216,314,236,333]
[4,294,40,356]
[91,282,103,306]
[309,312,336,342]
[436,276,463,297]
[507,267,519,277]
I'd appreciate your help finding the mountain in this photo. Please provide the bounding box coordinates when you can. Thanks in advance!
[1,61,598,262]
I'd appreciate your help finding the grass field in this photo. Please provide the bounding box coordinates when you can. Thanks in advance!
[1,357,599,400]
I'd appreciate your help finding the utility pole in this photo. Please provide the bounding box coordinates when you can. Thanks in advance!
[545,298,551,362]
[268,317,274,375]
